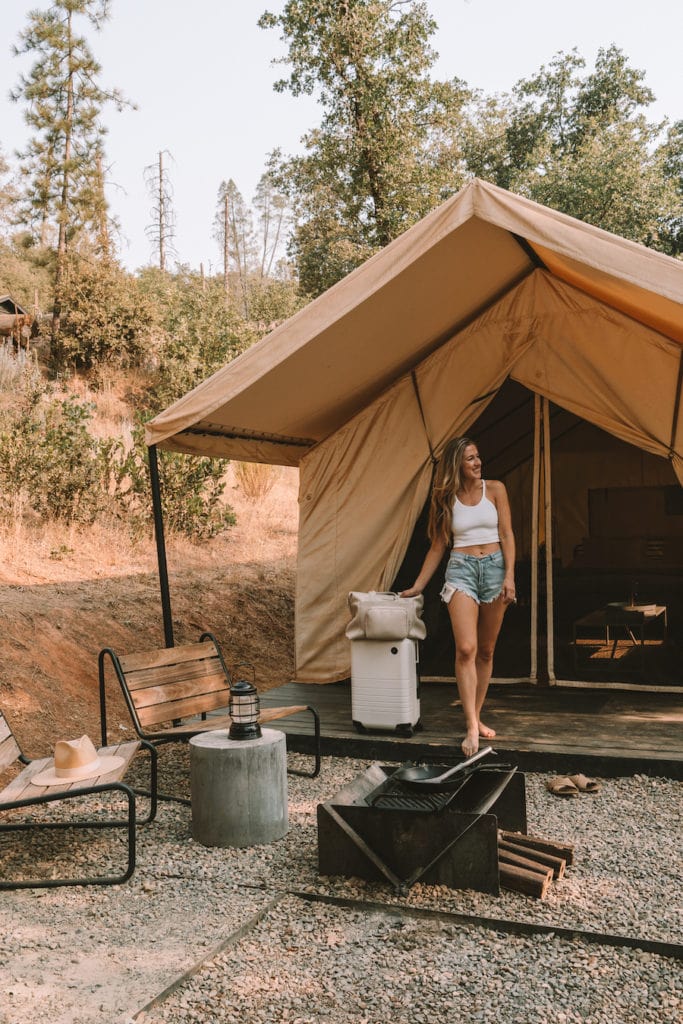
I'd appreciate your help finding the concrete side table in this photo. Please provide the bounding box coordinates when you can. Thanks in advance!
[190,728,288,848]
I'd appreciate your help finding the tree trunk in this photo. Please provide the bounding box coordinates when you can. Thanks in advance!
[158,151,166,271]
[51,10,74,361]
[265,205,284,279]
[95,151,110,255]
[223,193,229,304]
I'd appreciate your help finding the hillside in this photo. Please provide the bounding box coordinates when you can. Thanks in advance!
[0,456,300,756]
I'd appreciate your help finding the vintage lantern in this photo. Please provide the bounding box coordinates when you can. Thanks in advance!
[228,678,262,740]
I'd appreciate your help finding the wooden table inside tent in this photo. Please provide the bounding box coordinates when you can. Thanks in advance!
[572,604,668,673]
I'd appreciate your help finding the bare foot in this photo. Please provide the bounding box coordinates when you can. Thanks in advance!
[478,722,496,739]
[461,729,479,758]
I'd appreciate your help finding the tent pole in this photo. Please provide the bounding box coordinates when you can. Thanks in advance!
[530,394,541,682]
[542,398,556,683]
[669,349,683,458]
[148,444,175,648]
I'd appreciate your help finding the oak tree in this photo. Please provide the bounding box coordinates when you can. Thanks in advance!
[464,47,681,251]
[259,0,470,295]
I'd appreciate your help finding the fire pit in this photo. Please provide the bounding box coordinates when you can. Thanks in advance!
[317,757,526,895]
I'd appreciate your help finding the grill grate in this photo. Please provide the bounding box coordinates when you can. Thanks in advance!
[366,777,466,813]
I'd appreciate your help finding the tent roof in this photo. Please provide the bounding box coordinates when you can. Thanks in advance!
[145,178,683,465]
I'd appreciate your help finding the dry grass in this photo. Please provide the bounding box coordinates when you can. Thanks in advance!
[0,517,156,585]
[0,344,43,408]
[0,369,300,585]
[0,463,299,586]
[0,342,30,391]
[223,463,298,567]
[233,461,281,502]
[65,371,137,442]
[0,347,300,589]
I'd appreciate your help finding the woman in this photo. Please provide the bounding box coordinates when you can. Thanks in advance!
[401,436,516,757]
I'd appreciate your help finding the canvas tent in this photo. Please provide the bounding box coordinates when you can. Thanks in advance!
[146,179,683,683]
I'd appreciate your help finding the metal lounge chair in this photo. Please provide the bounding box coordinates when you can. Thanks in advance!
[0,708,157,889]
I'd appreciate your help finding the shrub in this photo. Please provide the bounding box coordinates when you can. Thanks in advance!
[106,420,236,541]
[0,233,54,314]
[0,379,108,523]
[54,253,156,371]
[138,270,254,412]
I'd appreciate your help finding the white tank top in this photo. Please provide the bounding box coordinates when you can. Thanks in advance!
[452,480,500,546]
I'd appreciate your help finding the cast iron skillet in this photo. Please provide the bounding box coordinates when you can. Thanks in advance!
[391,745,494,792]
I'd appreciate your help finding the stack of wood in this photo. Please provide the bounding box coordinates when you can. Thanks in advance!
[497,830,575,899]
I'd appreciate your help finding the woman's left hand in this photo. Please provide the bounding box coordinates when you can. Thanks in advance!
[502,579,517,605]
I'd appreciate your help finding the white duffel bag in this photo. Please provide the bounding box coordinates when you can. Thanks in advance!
[345,591,426,641]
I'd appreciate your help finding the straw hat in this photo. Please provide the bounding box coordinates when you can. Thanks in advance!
[30,735,125,787]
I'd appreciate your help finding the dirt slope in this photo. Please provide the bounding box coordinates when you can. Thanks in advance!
[0,468,298,756]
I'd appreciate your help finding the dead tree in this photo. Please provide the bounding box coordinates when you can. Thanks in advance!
[144,150,176,271]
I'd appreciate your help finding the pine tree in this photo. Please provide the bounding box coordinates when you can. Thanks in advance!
[11,0,130,362]
[212,179,256,314]
[253,171,290,279]
[0,148,18,235]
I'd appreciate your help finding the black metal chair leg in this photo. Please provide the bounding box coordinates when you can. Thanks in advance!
[287,706,322,779]
[0,782,136,890]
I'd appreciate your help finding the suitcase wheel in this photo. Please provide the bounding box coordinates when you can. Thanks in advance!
[396,724,414,737]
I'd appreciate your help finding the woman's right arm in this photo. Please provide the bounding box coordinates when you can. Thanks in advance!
[399,537,448,597]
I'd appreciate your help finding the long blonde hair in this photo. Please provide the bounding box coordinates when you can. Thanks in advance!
[427,435,477,545]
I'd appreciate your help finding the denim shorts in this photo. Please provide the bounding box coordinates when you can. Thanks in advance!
[440,549,505,605]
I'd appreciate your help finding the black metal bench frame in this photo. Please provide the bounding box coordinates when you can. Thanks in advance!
[0,709,158,890]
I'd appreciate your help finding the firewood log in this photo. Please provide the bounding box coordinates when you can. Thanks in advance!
[499,839,566,879]
[499,861,552,898]
[498,845,565,880]
[499,830,574,866]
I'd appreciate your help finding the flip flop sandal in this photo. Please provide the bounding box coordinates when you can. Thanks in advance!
[568,773,601,794]
[546,776,579,797]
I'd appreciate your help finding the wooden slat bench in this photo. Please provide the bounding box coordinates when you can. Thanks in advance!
[98,632,321,779]
[0,709,158,890]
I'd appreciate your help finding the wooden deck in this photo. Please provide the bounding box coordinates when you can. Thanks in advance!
[260,680,683,779]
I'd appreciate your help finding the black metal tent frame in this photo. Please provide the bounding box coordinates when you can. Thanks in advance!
[148,445,175,648]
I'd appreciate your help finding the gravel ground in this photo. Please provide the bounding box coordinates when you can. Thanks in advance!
[1,745,681,1024]
[142,898,682,1024]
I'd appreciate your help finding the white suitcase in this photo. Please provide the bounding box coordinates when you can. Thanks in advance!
[351,638,421,736]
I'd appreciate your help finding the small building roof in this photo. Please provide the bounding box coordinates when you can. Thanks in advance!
[0,295,29,317]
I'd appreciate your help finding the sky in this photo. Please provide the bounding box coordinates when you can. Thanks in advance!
[1,0,682,273]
